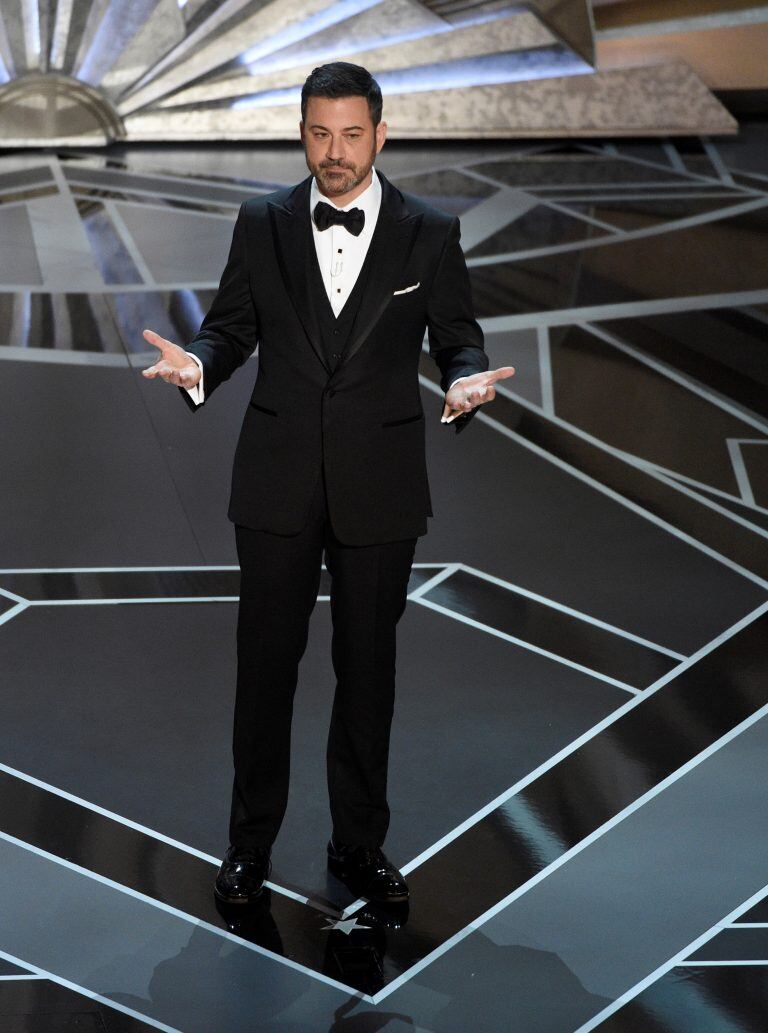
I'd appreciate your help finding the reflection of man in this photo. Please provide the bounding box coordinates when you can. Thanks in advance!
[142,61,515,906]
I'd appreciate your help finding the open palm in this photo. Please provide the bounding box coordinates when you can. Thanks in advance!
[442,365,515,422]
[141,329,201,388]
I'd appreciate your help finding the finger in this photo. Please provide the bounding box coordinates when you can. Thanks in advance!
[174,367,196,386]
[484,365,516,384]
[442,399,466,422]
[155,363,177,382]
[142,328,175,353]
[142,361,173,378]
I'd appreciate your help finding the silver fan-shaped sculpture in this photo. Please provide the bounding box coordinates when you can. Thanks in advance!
[0,0,734,144]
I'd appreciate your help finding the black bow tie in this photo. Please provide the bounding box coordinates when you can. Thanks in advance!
[313,200,365,236]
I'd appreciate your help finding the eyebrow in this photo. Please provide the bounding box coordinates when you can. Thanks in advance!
[309,124,365,131]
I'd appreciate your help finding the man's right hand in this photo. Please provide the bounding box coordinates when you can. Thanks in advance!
[141,329,201,388]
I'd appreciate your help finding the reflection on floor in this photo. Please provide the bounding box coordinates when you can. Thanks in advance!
[1,128,767,1032]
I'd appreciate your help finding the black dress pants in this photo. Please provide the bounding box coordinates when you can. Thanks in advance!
[230,465,417,850]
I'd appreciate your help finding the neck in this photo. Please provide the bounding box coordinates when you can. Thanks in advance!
[317,167,374,208]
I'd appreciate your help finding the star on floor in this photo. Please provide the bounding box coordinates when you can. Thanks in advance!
[321,916,373,935]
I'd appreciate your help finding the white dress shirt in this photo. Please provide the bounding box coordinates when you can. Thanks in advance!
[183,165,468,404]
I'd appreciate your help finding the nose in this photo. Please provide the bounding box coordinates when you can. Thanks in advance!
[325,137,347,163]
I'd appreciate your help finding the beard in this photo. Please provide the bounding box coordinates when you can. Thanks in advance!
[307,143,376,197]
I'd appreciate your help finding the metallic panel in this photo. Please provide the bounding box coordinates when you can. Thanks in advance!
[156,11,557,109]
[0,72,125,145]
[528,0,595,65]
[76,0,168,87]
[125,62,736,139]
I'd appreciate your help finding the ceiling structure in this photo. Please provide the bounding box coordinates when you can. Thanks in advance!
[0,0,757,145]
[592,0,768,92]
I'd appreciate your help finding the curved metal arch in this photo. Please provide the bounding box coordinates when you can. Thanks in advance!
[0,72,126,145]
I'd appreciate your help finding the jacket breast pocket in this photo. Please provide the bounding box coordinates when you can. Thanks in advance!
[392,281,420,296]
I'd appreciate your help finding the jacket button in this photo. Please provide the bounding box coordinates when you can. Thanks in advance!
[327,388,335,397]
[333,329,340,336]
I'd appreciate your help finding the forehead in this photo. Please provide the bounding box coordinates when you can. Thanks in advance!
[304,94,372,127]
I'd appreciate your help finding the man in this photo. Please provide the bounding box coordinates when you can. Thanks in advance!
[141,62,515,907]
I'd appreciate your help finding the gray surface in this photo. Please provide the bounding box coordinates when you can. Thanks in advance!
[0,837,349,1033]
[483,327,543,407]
[550,324,766,494]
[0,360,204,566]
[26,182,103,291]
[0,599,625,893]
[420,398,767,655]
[130,351,256,562]
[4,599,767,1031]
[115,202,235,284]
[377,711,768,1032]
[0,204,42,284]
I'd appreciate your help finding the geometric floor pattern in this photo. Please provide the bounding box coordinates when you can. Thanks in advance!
[1,126,767,1030]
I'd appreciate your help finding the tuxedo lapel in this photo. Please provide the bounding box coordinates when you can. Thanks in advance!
[268,175,327,374]
[267,169,423,375]
[340,172,423,369]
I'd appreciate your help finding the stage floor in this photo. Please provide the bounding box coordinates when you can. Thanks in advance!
[1,128,767,1032]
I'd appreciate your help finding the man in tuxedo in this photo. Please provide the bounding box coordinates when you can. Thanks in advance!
[142,61,514,906]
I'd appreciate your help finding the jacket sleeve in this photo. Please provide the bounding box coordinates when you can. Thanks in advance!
[426,215,489,434]
[178,201,259,412]
[182,352,205,405]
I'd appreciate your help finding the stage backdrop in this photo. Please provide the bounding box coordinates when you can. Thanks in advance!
[0,0,764,145]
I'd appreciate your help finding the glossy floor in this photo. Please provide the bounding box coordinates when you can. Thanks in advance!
[1,129,767,1032]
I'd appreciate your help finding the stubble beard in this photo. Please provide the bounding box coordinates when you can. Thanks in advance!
[308,142,377,199]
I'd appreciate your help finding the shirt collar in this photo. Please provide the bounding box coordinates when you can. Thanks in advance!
[310,165,381,222]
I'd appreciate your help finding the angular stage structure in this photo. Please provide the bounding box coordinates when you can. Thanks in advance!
[0,0,738,145]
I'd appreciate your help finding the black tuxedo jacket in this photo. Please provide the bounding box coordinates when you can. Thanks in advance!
[179,167,489,545]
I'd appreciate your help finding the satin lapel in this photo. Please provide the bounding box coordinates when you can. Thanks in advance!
[267,174,329,375]
[339,179,423,369]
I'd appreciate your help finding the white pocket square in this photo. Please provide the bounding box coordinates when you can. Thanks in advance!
[392,281,420,295]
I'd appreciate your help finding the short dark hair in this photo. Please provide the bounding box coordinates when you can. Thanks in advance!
[301,62,382,127]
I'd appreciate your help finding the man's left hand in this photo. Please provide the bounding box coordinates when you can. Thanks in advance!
[441,366,516,423]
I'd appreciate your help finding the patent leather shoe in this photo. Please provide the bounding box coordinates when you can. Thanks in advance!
[214,844,272,904]
[327,837,409,904]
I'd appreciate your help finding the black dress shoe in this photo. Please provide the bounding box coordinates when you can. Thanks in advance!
[214,844,272,904]
[327,837,409,904]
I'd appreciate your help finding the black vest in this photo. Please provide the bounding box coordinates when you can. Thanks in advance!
[307,227,376,374]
